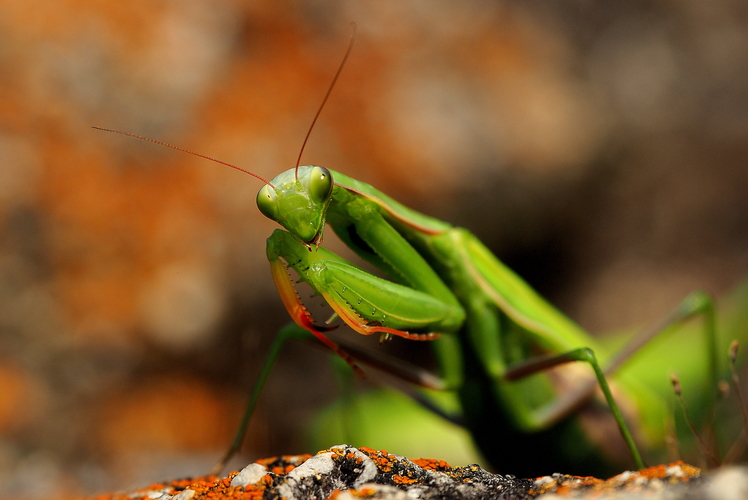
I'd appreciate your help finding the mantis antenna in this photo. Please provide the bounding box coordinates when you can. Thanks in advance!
[95,24,357,188]
[294,22,357,181]
[91,127,276,189]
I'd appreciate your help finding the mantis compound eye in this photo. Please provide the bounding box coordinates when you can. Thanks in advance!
[308,166,333,205]
[257,184,279,221]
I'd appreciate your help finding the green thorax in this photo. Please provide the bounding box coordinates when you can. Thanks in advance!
[328,169,452,235]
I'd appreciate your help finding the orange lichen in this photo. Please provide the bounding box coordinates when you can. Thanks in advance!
[529,461,701,497]
[256,454,312,467]
[636,460,700,482]
[412,457,452,471]
[80,471,272,500]
[358,447,396,473]
[345,451,364,464]
[392,474,418,485]
[332,487,378,498]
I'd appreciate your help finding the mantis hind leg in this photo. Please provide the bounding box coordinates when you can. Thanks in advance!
[605,291,717,390]
[502,291,718,470]
[505,347,645,469]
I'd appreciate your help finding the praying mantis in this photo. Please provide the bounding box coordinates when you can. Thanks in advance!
[226,165,742,477]
[97,35,748,479]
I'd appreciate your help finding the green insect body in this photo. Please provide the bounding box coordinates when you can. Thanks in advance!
[95,125,744,477]
[231,164,744,477]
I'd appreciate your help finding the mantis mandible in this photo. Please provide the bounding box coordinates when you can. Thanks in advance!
[96,32,747,478]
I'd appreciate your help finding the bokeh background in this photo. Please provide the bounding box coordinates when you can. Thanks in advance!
[1,1,747,498]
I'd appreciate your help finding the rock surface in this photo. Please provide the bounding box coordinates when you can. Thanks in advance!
[74,445,742,500]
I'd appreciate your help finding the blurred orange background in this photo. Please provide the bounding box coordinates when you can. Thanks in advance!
[1,1,747,498]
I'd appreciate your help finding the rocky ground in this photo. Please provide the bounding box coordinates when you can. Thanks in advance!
[75,445,746,500]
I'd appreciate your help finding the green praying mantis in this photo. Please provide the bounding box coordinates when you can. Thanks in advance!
[96,35,748,479]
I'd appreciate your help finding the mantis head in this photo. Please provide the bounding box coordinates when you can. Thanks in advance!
[257,165,334,248]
